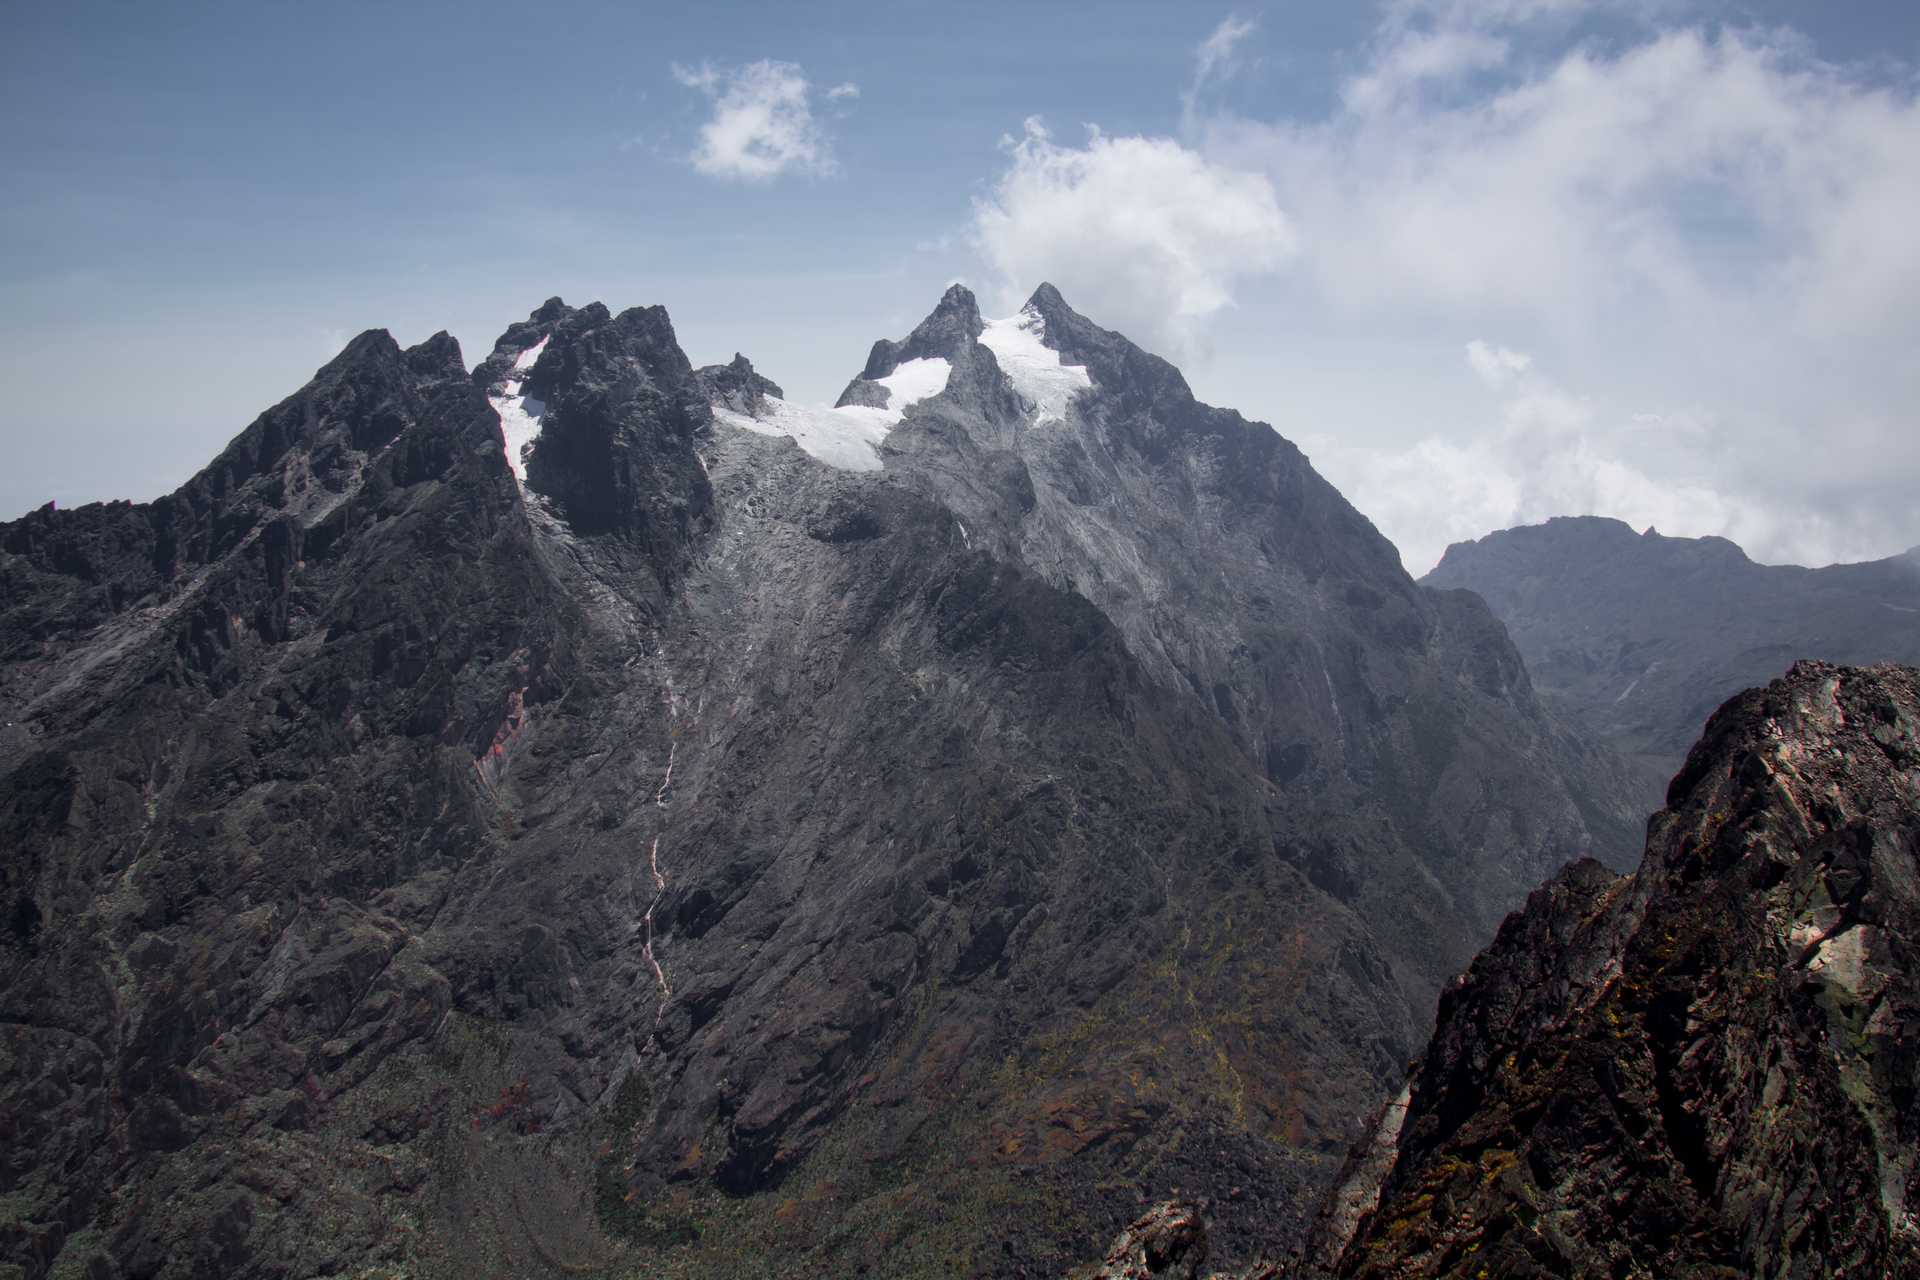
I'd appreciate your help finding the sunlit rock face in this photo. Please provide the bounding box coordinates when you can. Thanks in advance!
[0,285,1636,1279]
[1321,661,1920,1280]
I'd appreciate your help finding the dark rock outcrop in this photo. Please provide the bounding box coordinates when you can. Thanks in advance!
[501,300,714,557]
[694,354,783,416]
[0,287,1639,1279]
[1424,515,1920,812]
[1321,661,1920,1279]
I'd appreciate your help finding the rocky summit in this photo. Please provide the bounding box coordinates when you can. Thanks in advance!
[1424,516,1920,814]
[1316,661,1920,1279]
[0,286,1636,1278]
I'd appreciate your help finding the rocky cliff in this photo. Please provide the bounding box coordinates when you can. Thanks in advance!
[0,286,1635,1278]
[1319,661,1920,1278]
[1424,516,1920,813]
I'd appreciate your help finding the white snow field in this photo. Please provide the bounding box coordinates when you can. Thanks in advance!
[489,336,550,489]
[712,356,952,472]
[979,305,1091,423]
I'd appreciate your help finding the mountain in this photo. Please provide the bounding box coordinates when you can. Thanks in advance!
[1423,516,1920,810]
[0,286,1636,1279]
[1315,660,1920,1278]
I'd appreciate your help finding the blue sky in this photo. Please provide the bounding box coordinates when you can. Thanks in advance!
[6,1,1919,572]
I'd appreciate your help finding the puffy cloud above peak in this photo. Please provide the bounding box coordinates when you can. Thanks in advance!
[671,59,845,181]
[969,117,1295,357]
[1176,4,1920,573]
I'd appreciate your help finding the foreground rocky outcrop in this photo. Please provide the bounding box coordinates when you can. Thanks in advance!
[1424,516,1920,812]
[1078,1200,1282,1280]
[0,286,1637,1278]
[1316,661,1920,1278]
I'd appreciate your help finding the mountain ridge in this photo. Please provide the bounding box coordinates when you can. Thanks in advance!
[1423,515,1920,813]
[1,285,1637,1278]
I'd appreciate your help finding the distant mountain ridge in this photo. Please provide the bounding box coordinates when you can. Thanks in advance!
[1423,515,1920,809]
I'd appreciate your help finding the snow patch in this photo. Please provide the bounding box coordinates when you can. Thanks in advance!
[873,356,951,411]
[711,359,950,474]
[489,336,550,491]
[512,334,550,372]
[980,305,1092,423]
[714,398,893,472]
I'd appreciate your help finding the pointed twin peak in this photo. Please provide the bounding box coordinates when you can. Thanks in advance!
[311,327,470,397]
[834,282,1098,426]
[862,282,1080,375]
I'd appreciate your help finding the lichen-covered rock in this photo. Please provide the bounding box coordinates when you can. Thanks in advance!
[1326,661,1920,1279]
[1093,1200,1213,1279]
[1082,1200,1284,1280]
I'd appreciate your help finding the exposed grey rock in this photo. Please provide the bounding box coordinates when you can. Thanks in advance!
[0,286,1639,1279]
[1079,1199,1285,1280]
[881,286,1643,965]
[694,353,783,416]
[1091,1200,1214,1280]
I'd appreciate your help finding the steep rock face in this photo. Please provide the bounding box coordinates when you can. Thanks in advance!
[2,288,1636,1280]
[873,287,1641,969]
[1,330,575,1277]
[1323,661,1920,1279]
[1424,516,1920,810]
[476,297,715,573]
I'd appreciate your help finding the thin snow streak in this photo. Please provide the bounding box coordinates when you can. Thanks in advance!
[641,835,672,1021]
[640,738,677,1022]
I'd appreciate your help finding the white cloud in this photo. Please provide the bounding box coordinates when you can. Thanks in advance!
[1181,4,1920,572]
[1196,14,1258,81]
[1340,27,1509,113]
[671,59,840,181]
[825,82,860,101]
[1381,0,1676,32]
[1306,344,1914,576]
[970,117,1295,356]
[1185,14,1259,125]
[1205,20,1920,334]
[1464,339,1531,389]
